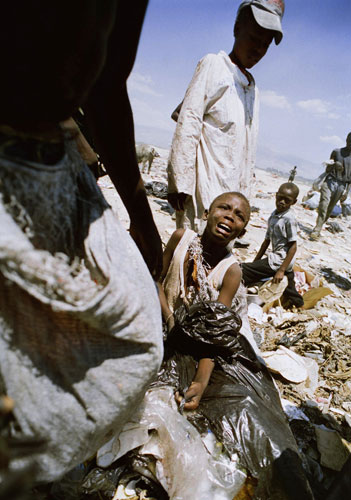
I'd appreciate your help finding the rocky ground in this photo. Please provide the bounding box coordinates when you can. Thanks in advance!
[96,150,351,498]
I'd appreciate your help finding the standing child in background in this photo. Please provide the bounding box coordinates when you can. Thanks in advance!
[167,0,285,231]
[241,182,304,308]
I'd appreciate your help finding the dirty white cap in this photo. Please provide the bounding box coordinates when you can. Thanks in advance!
[237,0,285,45]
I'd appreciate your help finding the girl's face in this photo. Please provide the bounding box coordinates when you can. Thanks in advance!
[204,194,250,245]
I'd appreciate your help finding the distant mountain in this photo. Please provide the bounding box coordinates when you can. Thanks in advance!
[134,124,174,150]
[256,145,323,181]
[134,127,324,181]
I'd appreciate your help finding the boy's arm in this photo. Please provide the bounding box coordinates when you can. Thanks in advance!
[273,241,297,283]
[254,239,270,261]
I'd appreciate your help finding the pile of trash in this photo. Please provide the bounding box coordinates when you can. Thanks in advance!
[246,271,351,496]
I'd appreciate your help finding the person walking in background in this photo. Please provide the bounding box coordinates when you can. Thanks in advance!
[310,132,351,240]
[289,165,297,182]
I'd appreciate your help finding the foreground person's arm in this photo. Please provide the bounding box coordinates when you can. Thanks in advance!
[85,1,162,279]
[157,229,185,330]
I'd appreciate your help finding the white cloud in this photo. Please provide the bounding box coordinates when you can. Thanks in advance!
[260,90,291,110]
[128,71,162,97]
[319,135,343,147]
[297,98,331,115]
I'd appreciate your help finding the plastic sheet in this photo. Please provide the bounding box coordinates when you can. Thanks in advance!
[258,276,288,304]
[98,385,246,500]
[80,467,126,499]
[167,301,242,360]
[144,181,168,199]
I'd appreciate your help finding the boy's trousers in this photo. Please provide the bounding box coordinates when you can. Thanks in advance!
[314,176,346,231]
[241,258,304,308]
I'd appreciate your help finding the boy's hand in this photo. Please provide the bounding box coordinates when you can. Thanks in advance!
[273,269,285,283]
[175,381,206,411]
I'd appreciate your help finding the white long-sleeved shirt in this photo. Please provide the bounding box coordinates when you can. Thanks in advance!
[168,51,259,225]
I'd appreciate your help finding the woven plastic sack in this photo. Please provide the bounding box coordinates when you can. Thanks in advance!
[0,139,163,482]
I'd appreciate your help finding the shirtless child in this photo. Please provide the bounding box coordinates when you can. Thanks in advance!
[158,191,250,409]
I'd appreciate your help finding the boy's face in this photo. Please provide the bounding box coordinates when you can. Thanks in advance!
[204,194,250,246]
[275,187,297,213]
[234,13,275,69]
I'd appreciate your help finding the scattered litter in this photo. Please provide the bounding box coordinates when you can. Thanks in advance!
[255,192,271,199]
[247,302,266,324]
[144,181,168,199]
[315,426,351,471]
[326,221,343,233]
[320,267,351,291]
[262,346,310,383]
[258,276,287,305]
[281,398,309,422]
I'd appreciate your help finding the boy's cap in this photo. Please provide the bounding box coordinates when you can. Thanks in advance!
[237,0,285,45]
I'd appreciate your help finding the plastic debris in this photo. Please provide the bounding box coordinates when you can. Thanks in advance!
[98,386,246,500]
[326,221,343,234]
[314,426,351,471]
[144,181,168,199]
[262,347,308,383]
[258,276,288,305]
[261,346,319,387]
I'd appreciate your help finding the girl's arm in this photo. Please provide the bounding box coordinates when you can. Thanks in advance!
[177,263,242,410]
[176,358,214,410]
[217,263,242,307]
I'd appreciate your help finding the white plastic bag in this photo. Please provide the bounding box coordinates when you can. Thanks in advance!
[97,386,246,500]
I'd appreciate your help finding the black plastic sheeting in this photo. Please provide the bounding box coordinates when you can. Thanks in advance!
[144,181,168,199]
[320,267,351,291]
[157,301,314,499]
[49,460,168,500]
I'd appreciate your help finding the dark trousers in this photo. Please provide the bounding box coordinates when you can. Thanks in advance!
[241,258,304,308]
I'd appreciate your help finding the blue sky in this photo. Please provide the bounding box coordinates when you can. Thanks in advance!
[128,0,351,178]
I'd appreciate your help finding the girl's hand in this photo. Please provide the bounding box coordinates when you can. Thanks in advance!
[175,381,206,411]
